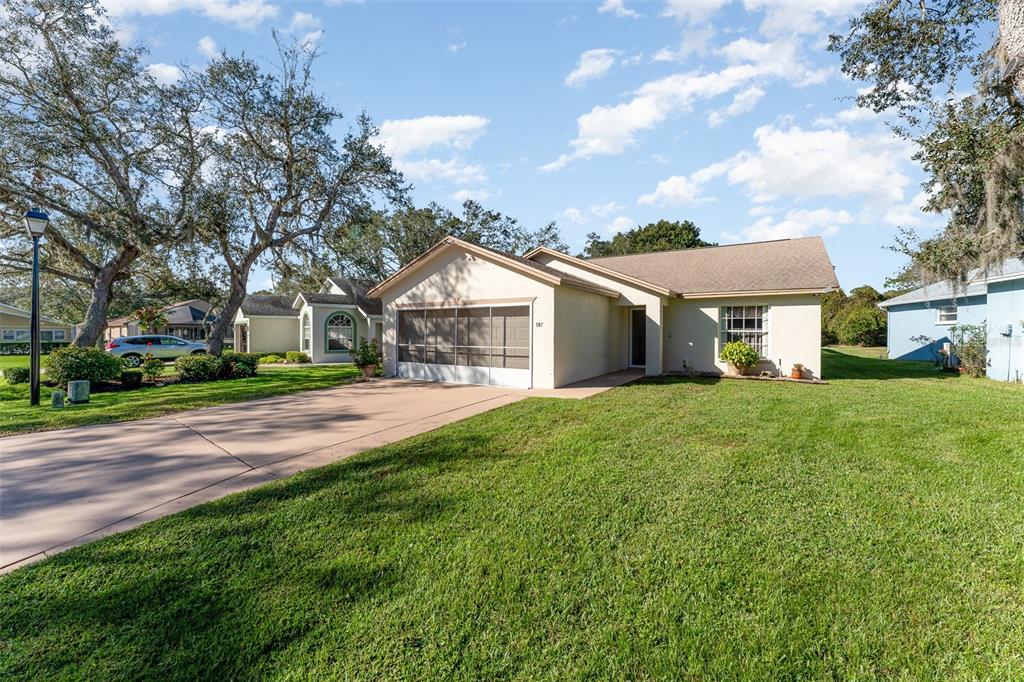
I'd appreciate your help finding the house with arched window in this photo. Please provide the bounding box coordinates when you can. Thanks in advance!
[233,276,383,361]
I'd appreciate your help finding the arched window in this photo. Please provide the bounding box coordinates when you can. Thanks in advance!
[325,312,355,352]
[301,312,311,351]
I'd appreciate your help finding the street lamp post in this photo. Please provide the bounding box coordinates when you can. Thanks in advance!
[23,209,49,406]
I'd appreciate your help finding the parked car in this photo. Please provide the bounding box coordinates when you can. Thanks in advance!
[105,335,208,367]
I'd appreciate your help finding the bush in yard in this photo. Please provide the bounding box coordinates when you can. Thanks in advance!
[950,323,988,377]
[120,369,143,390]
[720,340,759,371]
[175,354,223,382]
[259,354,285,364]
[140,354,165,382]
[44,345,125,386]
[285,351,310,364]
[834,303,887,346]
[219,351,259,379]
[353,338,380,369]
[3,366,30,384]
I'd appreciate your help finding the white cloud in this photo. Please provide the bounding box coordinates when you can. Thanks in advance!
[542,38,830,170]
[197,36,218,58]
[723,208,853,242]
[605,216,636,234]
[565,48,620,87]
[743,0,865,38]
[146,63,183,85]
[447,42,466,54]
[598,0,642,19]
[882,191,931,227]
[589,201,625,217]
[452,188,491,202]
[813,105,878,127]
[102,0,279,30]
[395,158,487,185]
[286,10,323,48]
[376,115,489,158]
[652,27,715,62]
[660,0,729,24]
[707,85,765,127]
[638,175,705,206]
[560,208,588,225]
[724,124,911,205]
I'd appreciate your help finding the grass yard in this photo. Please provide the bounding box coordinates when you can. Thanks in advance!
[2,348,1023,679]
[0,354,38,370]
[0,363,361,436]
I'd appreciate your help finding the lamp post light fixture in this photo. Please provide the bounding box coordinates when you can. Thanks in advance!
[23,208,49,406]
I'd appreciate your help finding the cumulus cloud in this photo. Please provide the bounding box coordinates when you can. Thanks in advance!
[598,0,642,19]
[376,115,489,158]
[589,201,625,217]
[452,188,491,202]
[742,0,865,38]
[560,207,588,225]
[102,0,279,30]
[542,38,830,171]
[146,63,183,85]
[286,10,323,48]
[565,49,621,87]
[197,35,218,58]
[660,0,729,24]
[707,85,765,127]
[605,216,636,234]
[723,208,853,242]
[652,26,716,62]
[395,158,487,185]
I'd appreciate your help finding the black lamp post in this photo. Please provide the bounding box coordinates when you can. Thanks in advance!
[23,208,49,406]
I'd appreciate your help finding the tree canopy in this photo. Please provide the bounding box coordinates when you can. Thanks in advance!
[581,220,714,258]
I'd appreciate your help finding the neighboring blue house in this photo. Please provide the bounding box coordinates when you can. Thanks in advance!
[878,258,1024,382]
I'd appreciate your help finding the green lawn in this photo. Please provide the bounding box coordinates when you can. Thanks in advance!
[0,354,39,370]
[0,363,361,436]
[2,348,1023,679]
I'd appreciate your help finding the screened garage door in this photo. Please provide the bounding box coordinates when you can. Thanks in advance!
[397,305,531,388]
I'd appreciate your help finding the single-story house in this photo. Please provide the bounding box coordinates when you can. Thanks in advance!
[368,236,839,389]
[234,276,383,362]
[0,302,73,345]
[878,258,1024,382]
[103,299,221,342]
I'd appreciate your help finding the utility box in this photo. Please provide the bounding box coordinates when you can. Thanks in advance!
[67,380,90,404]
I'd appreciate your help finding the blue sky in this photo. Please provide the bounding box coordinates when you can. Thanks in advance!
[104,0,951,292]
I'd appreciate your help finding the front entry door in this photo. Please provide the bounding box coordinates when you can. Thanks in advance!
[630,308,646,367]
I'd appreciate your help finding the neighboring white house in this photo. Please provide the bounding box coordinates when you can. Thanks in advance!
[0,302,72,345]
[368,236,839,389]
[233,276,383,361]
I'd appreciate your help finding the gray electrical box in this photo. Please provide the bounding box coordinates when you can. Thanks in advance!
[1002,324,1013,337]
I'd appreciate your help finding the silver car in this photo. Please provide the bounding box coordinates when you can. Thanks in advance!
[105,335,208,367]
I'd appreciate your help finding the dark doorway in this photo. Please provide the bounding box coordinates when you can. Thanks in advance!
[630,308,646,366]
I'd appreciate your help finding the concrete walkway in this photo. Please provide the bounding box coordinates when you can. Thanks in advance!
[0,371,640,573]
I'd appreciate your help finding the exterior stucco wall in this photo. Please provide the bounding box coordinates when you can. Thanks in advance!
[299,303,375,364]
[663,294,823,378]
[380,246,556,388]
[986,279,1024,382]
[0,311,72,340]
[530,253,666,375]
[238,314,299,354]
[553,286,615,387]
[885,295,987,362]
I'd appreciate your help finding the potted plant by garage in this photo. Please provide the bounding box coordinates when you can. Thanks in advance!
[720,340,759,377]
[353,338,380,378]
[790,363,804,379]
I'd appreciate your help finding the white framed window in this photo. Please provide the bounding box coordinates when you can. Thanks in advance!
[719,306,769,357]
[301,313,311,351]
[2,329,30,342]
[936,305,957,324]
[325,312,355,352]
[51,329,66,341]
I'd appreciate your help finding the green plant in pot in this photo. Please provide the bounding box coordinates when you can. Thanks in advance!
[720,340,759,376]
[353,338,380,378]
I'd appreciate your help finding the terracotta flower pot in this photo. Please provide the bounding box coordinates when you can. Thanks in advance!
[726,364,745,377]
[360,365,376,378]
[790,368,802,379]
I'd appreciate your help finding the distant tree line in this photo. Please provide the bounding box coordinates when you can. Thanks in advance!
[821,286,895,347]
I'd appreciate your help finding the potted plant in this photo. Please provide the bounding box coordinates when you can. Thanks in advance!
[353,338,380,378]
[790,363,804,379]
[720,340,758,376]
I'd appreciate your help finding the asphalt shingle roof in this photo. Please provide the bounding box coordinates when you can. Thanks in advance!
[239,295,295,317]
[587,237,840,295]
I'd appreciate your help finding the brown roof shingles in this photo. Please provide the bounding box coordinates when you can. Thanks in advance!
[587,237,839,295]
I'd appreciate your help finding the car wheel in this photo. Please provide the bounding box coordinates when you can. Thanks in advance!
[123,353,142,368]
[191,350,206,355]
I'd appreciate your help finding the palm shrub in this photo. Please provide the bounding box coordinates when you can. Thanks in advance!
[45,346,125,386]
[720,340,759,373]
[285,351,310,363]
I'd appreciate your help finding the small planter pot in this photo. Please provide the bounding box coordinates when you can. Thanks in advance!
[790,369,802,379]
[359,365,377,378]
[726,364,745,377]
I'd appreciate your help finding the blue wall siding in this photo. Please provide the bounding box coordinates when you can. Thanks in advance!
[986,279,1024,382]
[886,295,988,361]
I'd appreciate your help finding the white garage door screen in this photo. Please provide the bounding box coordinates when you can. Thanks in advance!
[396,304,531,388]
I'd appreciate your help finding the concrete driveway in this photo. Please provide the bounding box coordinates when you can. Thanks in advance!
[0,379,526,572]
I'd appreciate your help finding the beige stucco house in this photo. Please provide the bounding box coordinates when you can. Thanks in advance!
[368,236,839,389]
[234,276,383,361]
[1,302,72,345]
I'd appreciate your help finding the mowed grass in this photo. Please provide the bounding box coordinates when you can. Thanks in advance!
[0,363,361,436]
[2,349,1023,679]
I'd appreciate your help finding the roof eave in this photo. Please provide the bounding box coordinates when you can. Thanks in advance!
[681,287,835,299]
[525,247,677,297]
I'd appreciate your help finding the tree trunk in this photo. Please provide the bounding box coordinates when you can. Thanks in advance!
[73,246,141,347]
[206,276,248,356]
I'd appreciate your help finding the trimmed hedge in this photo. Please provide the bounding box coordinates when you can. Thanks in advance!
[120,369,143,390]
[3,366,30,384]
[258,354,285,364]
[220,351,259,379]
[0,341,71,356]
[175,352,259,382]
[285,351,310,364]
[44,346,125,387]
